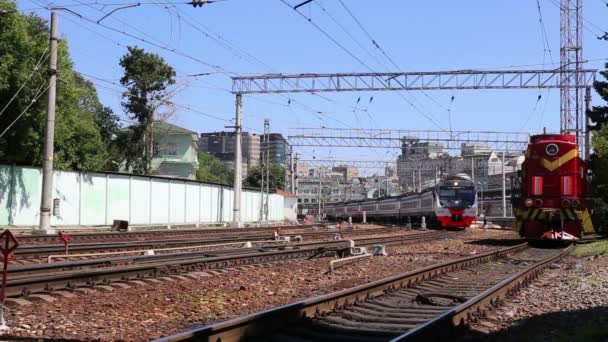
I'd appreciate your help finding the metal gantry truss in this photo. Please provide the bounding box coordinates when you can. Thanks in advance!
[560,0,584,139]
[232,69,596,94]
[288,128,531,152]
[299,159,396,170]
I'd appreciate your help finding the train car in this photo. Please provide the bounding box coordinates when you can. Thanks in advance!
[324,173,478,229]
[512,133,594,240]
[434,174,478,228]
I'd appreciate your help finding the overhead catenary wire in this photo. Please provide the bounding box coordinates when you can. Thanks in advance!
[279,0,446,132]
[0,46,50,118]
[336,0,450,112]
[0,81,51,139]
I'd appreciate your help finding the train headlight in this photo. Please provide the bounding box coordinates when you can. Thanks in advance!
[571,199,580,208]
[561,199,571,208]
[525,198,533,207]
[534,198,543,207]
[546,144,559,156]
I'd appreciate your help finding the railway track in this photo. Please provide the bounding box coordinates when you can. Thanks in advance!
[14,223,327,245]
[6,230,453,299]
[12,226,406,262]
[156,243,572,342]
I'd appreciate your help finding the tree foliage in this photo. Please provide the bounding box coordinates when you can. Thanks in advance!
[0,2,118,171]
[196,152,233,185]
[119,46,176,174]
[589,63,608,231]
[244,163,286,190]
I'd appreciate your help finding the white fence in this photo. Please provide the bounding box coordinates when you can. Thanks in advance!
[0,165,284,227]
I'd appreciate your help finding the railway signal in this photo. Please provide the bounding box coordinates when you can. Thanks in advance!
[0,230,19,330]
[58,231,72,255]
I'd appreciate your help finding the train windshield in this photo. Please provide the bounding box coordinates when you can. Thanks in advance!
[438,186,476,207]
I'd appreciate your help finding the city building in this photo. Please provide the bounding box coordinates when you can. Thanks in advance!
[261,133,290,167]
[147,122,200,180]
[331,165,359,181]
[396,140,524,192]
[198,131,261,176]
[296,162,310,177]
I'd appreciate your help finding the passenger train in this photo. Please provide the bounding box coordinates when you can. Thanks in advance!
[511,133,594,240]
[325,174,478,229]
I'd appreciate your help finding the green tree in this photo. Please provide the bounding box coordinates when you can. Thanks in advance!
[244,163,286,190]
[0,2,111,171]
[589,63,608,231]
[196,152,233,185]
[119,46,176,174]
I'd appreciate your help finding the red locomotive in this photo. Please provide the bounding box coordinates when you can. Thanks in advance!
[512,133,594,240]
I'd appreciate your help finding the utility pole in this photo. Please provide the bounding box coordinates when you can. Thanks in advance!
[411,170,415,192]
[230,94,243,228]
[259,121,265,222]
[318,177,322,220]
[502,152,506,218]
[418,166,422,192]
[264,119,270,221]
[39,11,59,234]
[385,164,389,197]
[471,157,475,181]
[290,146,295,193]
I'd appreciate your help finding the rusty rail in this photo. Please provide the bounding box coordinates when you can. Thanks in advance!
[154,243,531,342]
[393,244,574,341]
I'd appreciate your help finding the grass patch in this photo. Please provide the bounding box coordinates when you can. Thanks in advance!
[572,240,608,257]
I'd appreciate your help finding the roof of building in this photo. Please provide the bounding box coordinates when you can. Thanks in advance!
[275,189,297,197]
[153,121,197,135]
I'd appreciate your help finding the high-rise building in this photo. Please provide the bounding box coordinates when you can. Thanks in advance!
[198,131,260,175]
[261,133,290,167]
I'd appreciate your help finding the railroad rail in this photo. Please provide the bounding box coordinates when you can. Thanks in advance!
[155,243,572,342]
[14,223,328,245]
[12,226,405,261]
[6,230,453,299]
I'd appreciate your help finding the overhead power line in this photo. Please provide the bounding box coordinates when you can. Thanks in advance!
[279,0,446,131]
[0,46,50,118]
[0,81,51,139]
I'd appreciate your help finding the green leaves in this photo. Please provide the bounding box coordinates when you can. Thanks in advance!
[196,152,233,185]
[0,2,116,172]
[118,46,176,174]
[244,163,286,190]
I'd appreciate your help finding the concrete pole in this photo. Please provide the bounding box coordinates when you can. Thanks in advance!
[264,119,270,221]
[471,157,475,181]
[385,163,389,197]
[585,86,592,160]
[411,170,415,192]
[418,166,422,192]
[318,178,322,220]
[231,94,243,228]
[290,146,295,193]
[39,12,59,234]
[502,152,506,218]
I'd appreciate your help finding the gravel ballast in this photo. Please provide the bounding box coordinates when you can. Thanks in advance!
[4,228,517,341]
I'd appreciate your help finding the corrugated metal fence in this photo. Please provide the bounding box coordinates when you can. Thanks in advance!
[0,165,284,227]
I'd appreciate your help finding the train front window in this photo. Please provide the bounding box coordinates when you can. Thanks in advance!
[438,187,475,206]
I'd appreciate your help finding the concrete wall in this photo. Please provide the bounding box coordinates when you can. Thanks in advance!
[283,197,298,222]
[0,165,284,227]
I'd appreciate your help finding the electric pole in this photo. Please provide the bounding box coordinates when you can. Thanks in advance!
[39,11,59,234]
[230,94,243,228]
[289,146,295,194]
[264,118,270,221]
[502,152,506,218]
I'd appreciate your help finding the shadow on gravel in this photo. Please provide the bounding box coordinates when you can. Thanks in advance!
[0,336,86,342]
[461,306,608,342]
[465,239,523,247]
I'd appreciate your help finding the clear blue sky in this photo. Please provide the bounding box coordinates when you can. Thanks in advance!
[20,0,608,166]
